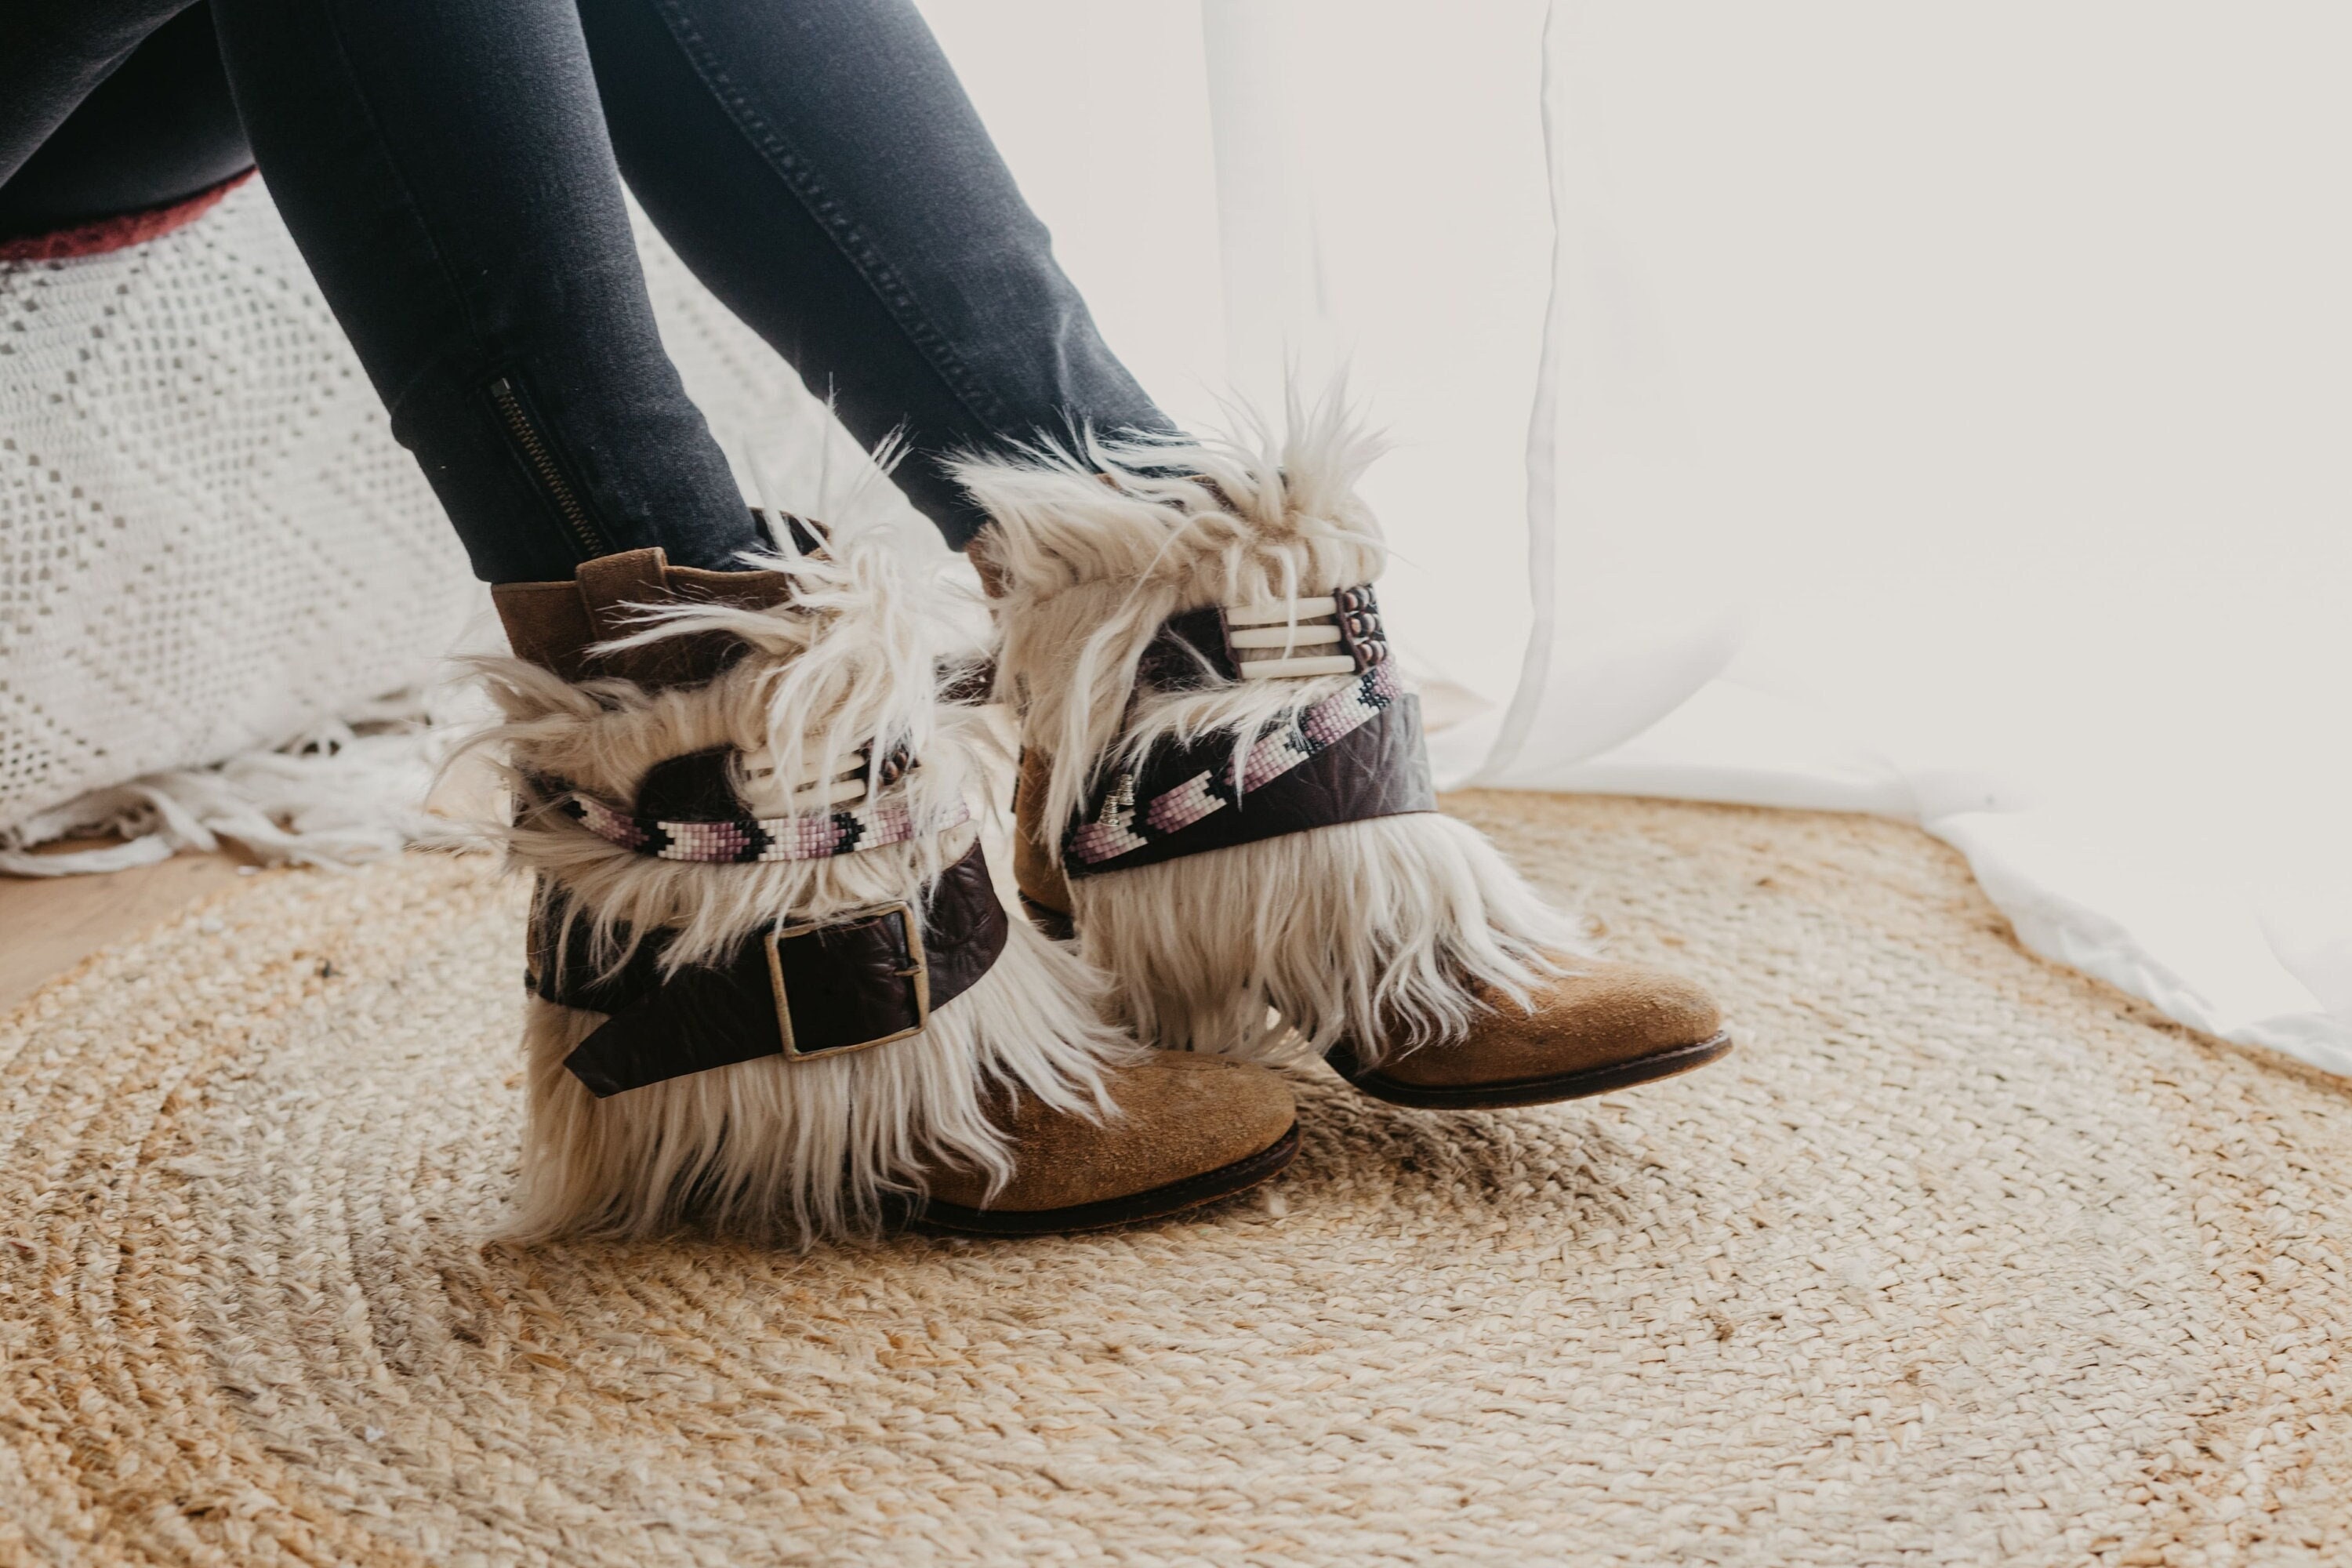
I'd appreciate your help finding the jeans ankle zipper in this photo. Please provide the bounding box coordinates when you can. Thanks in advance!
[489,375,610,559]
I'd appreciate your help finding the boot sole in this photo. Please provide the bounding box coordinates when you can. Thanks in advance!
[908,1120,1301,1238]
[1327,1030,1734,1111]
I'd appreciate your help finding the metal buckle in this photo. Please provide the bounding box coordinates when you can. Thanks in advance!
[764,900,930,1061]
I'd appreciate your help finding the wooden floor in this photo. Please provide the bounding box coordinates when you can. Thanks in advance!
[0,750,506,1011]
[0,848,251,1013]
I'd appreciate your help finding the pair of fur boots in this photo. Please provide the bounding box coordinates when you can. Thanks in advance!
[475,406,1726,1247]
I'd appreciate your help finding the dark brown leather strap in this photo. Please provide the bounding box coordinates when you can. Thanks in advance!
[1062,691,1435,877]
[1068,585,1430,879]
[1056,586,1428,877]
[529,840,1009,1096]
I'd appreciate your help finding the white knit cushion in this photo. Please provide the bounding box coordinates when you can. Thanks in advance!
[0,177,905,843]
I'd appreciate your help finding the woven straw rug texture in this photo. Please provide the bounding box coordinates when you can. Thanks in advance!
[2,794,2347,1567]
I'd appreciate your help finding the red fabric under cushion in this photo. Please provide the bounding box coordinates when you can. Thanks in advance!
[0,169,256,263]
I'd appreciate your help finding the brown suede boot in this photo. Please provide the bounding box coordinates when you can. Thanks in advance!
[919,1054,1298,1235]
[968,405,1731,1110]
[1320,963,1726,1109]
[478,534,1297,1243]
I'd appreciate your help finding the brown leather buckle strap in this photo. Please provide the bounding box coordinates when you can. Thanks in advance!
[764,900,929,1061]
[529,840,1009,1096]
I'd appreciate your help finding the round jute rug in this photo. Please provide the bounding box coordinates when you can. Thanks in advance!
[3,795,2347,1567]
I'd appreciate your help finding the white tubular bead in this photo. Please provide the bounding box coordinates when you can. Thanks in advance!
[1229,624,1343,650]
[797,759,862,789]
[746,755,865,789]
[1225,597,1338,627]
[789,775,870,808]
[1237,654,1359,680]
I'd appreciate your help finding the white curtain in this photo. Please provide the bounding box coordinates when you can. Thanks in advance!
[915,0,2352,1073]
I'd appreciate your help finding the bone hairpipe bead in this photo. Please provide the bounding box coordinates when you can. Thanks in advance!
[789,776,871,808]
[1229,624,1344,649]
[746,757,869,789]
[797,758,862,789]
[1236,655,1359,680]
[1224,597,1340,627]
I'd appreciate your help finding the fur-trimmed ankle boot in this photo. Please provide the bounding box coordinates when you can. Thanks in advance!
[474,535,1298,1243]
[966,406,1732,1109]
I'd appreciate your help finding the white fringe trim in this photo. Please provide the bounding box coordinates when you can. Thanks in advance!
[0,690,469,877]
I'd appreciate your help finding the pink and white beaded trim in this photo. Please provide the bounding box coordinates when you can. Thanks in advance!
[561,787,969,864]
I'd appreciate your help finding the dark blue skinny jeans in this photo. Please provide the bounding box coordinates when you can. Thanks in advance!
[0,0,1171,580]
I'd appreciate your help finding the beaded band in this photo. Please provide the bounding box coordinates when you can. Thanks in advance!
[557,786,970,864]
[1068,660,1406,866]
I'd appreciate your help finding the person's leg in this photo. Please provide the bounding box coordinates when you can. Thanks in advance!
[207,0,764,583]
[0,2,199,194]
[575,0,1173,550]
[0,3,252,237]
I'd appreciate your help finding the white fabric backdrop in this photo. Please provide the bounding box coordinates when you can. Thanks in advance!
[916,0,2352,1071]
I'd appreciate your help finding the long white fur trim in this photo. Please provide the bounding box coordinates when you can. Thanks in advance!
[966,392,1581,1067]
[505,922,1129,1244]
[1069,815,1574,1064]
[459,530,1134,1243]
[964,392,1392,850]
[457,540,989,971]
